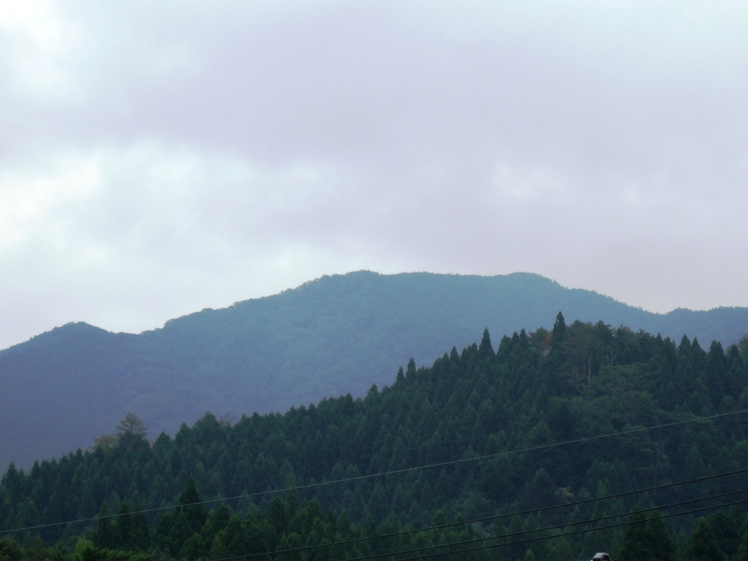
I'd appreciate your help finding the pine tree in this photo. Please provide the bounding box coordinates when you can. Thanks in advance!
[734,528,748,561]
[177,478,208,533]
[116,501,131,549]
[479,328,494,358]
[212,516,247,557]
[645,511,675,560]
[130,502,150,551]
[269,496,288,536]
[688,518,724,561]
[619,504,650,561]
[92,504,116,550]
[552,312,567,345]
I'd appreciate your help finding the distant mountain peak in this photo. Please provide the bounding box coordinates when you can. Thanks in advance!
[2,271,748,470]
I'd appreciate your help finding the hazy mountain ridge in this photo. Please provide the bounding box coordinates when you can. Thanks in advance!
[2,270,748,470]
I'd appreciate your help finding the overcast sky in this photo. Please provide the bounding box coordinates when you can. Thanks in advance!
[1,1,747,350]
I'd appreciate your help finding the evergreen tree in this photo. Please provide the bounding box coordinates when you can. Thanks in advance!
[167,511,194,557]
[646,511,676,560]
[116,501,131,549]
[479,329,494,358]
[211,516,246,558]
[129,503,150,551]
[688,518,724,561]
[177,479,208,534]
[269,496,288,536]
[734,528,748,561]
[93,504,117,550]
[619,504,650,561]
[552,312,567,345]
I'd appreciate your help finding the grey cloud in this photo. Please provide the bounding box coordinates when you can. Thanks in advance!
[1,1,748,349]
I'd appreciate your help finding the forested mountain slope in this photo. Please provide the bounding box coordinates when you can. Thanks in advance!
[3,271,748,471]
[3,316,748,561]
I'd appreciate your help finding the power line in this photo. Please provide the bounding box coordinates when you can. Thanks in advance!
[1,407,745,536]
[398,494,748,561]
[192,467,748,561]
[334,487,748,561]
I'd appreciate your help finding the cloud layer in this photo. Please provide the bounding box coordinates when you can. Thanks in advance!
[2,1,748,349]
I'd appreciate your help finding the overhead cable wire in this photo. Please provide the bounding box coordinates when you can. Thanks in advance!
[330,487,748,561]
[340,499,748,561]
[187,468,748,561]
[1,406,746,536]
[344,495,748,561]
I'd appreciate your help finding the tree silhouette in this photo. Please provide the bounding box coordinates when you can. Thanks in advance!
[117,413,147,438]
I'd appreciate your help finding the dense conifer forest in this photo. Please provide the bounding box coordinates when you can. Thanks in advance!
[3,313,748,561]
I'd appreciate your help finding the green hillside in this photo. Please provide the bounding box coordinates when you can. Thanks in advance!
[2,314,748,561]
[2,271,748,471]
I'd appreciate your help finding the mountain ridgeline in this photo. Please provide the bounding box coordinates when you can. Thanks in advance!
[3,316,748,561]
[3,271,748,471]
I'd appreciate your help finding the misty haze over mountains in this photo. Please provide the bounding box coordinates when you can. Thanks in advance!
[3,270,748,471]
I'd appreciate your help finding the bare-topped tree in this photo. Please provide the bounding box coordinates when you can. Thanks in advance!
[91,433,118,451]
[91,414,148,452]
[117,413,147,439]
[219,411,236,427]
